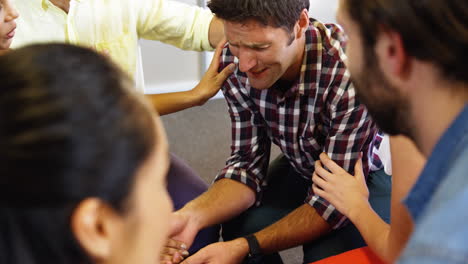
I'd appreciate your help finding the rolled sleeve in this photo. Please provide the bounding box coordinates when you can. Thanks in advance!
[137,0,214,51]
[306,79,377,229]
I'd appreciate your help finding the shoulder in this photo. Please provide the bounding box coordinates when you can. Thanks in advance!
[303,19,351,94]
[306,19,347,53]
[400,185,468,263]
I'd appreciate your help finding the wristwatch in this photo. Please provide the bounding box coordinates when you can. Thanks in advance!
[244,234,264,263]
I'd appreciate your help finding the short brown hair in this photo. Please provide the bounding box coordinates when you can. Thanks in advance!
[208,0,309,33]
[345,0,468,84]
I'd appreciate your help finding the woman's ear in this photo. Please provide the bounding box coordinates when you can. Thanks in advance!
[70,198,122,262]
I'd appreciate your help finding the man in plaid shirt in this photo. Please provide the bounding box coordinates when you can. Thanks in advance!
[167,1,390,263]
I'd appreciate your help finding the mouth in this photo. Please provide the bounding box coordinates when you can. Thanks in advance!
[6,27,16,39]
[248,67,268,78]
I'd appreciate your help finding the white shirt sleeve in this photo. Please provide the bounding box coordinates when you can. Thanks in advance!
[136,0,214,51]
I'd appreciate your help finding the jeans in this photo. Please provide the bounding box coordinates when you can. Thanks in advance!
[167,154,220,253]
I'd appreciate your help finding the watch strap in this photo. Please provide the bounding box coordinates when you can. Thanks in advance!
[244,234,262,257]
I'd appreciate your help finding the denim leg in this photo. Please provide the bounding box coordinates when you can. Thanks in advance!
[222,155,310,264]
[302,169,391,263]
[167,153,220,253]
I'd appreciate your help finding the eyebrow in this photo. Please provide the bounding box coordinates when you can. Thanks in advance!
[249,43,271,49]
[228,41,271,49]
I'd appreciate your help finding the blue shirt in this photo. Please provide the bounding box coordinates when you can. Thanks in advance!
[399,105,468,264]
[404,105,468,221]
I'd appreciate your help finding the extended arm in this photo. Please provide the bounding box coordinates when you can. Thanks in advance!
[312,136,425,262]
[138,0,216,51]
[160,179,255,264]
[385,136,424,261]
[174,178,256,245]
[254,204,331,254]
[179,203,332,264]
[146,40,234,115]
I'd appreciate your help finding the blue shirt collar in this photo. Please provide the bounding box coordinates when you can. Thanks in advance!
[405,105,468,222]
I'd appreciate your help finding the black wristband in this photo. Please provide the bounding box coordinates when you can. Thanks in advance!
[244,234,263,258]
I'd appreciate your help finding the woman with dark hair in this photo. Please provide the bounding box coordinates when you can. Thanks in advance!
[1,0,220,254]
[0,43,173,264]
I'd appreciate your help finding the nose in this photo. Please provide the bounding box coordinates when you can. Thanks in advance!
[238,48,257,73]
[5,4,20,22]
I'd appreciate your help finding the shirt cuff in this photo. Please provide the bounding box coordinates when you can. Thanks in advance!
[305,193,350,229]
[214,167,263,205]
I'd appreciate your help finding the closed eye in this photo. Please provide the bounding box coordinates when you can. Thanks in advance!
[252,46,269,51]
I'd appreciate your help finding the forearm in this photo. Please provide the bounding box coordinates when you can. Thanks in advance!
[312,149,405,263]
[181,178,256,230]
[208,16,224,48]
[146,91,202,116]
[349,202,392,262]
[255,204,331,254]
[178,206,330,264]
[382,136,424,262]
[146,41,233,116]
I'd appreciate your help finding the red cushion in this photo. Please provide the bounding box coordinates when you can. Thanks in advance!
[309,247,386,264]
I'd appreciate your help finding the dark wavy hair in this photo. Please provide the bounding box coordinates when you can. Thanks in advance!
[208,0,310,33]
[345,0,468,85]
[0,44,157,263]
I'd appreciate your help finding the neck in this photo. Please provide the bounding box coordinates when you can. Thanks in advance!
[410,83,468,157]
[49,0,70,13]
[281,36,306,81]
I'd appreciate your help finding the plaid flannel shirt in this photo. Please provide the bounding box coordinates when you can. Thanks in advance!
[215,19,378,229]
[369,131,385,172]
